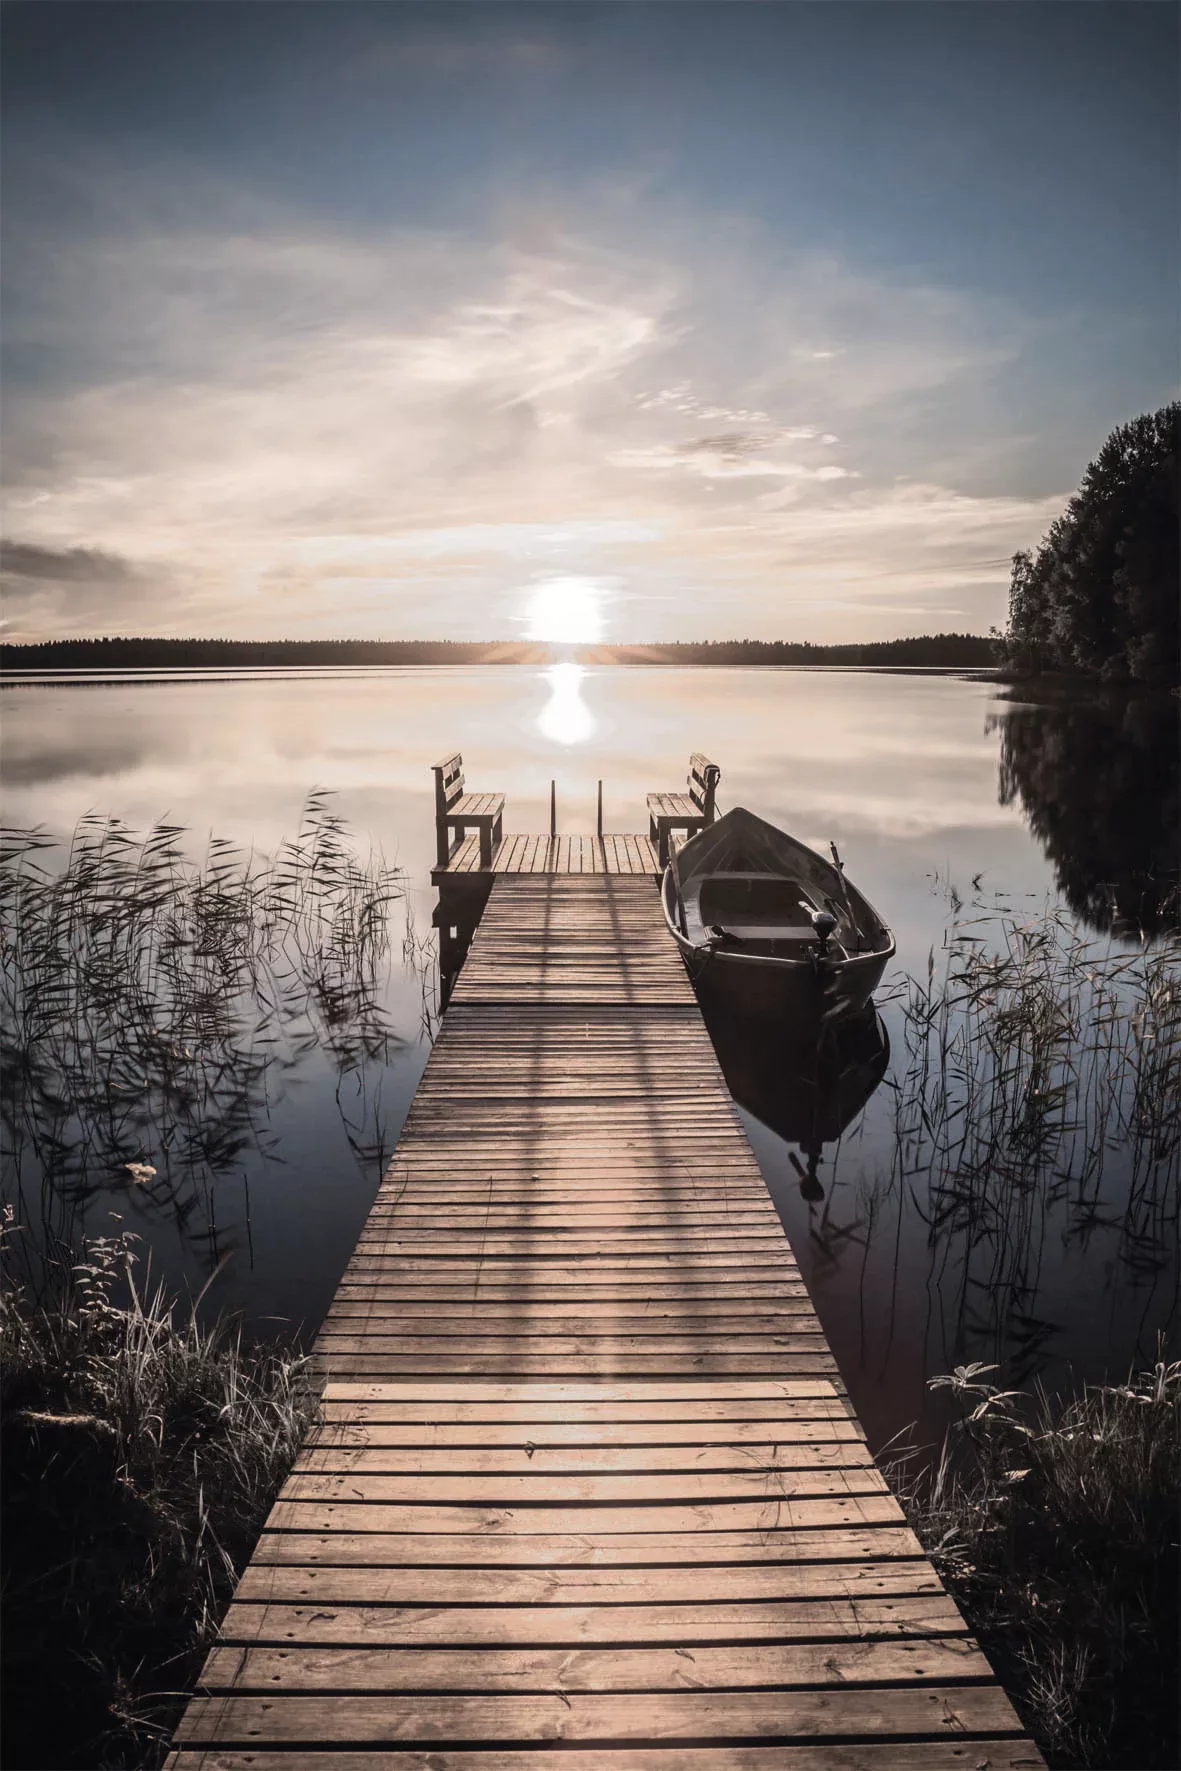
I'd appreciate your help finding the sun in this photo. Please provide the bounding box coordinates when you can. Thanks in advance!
[524,575,606,645]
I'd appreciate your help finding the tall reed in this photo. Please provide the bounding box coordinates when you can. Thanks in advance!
[0,793,407,1262]
[870,897,1180,1376]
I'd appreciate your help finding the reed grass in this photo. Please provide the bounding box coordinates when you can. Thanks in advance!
[0,1213,317,1769]
[874,896,1180,1375]
[892,1356,1180,1769]
[1,792,407,1261]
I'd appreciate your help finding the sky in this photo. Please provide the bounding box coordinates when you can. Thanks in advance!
[1,1,1177,645]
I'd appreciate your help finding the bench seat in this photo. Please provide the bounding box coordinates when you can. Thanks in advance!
[647,754,720,866]
[449,792,505,823]
[443,793,504,867]
[433,753,505,868]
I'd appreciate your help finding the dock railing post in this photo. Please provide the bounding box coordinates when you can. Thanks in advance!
[596,779,604,840]
[550,780,557,842]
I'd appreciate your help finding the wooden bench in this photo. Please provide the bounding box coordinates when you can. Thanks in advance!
[647,751,720,866]
[432,752,505,869]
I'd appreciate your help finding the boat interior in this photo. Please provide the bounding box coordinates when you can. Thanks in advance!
[697,873,827,935]
[683,871,858,957]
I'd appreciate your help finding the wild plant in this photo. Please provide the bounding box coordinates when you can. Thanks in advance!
[1,1220,316,1767]
[871,897,1180,1375]
[894,1356,1180,1768]
[0,794,407,1263]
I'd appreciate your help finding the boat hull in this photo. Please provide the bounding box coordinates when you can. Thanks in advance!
[660,814,895,1023]
[670,919,891,1021]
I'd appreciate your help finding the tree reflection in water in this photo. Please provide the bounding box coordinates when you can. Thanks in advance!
[991,683,1179,936]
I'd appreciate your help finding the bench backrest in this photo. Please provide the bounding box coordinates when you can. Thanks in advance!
[432,752,464,818]
[688,752,721,822]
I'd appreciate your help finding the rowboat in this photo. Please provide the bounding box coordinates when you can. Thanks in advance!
[661,805,895,1019]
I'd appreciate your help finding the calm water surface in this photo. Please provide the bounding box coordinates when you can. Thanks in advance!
[2,666,1176,1453]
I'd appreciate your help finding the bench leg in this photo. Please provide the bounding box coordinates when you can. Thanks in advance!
[478,823,494,868]
[657,825,671,868]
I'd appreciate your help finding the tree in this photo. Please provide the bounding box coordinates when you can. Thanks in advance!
[1002,403,1179,686]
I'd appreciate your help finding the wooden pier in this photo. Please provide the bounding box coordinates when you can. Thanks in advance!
[168,782,1043,1769]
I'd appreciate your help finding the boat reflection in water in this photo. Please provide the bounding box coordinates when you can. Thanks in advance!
[700,997,890,1203]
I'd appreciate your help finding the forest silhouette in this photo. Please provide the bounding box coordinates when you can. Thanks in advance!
[1002,403,1179,687]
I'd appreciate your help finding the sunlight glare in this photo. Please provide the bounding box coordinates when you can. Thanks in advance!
[525,575,606,645]
[538,663,596,746]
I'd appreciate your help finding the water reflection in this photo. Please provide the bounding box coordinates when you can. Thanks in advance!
[3,665,1177,1454]
[991,684,1179,935]
[537,663,596,746]
[704,1000,890,1201]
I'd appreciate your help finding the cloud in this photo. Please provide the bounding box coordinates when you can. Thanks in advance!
[1,540,138,584]
[1,157,1062,641]
[0,538,170,635]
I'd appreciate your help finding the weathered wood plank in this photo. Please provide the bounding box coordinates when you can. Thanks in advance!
[266,1493,904,1533]
[295,1441,874,1472]
[323,1304,819,1326]
[318,1399,856,1425]
[314,1359,843,1380]
[169,1746,1042,1771]
[175,1684,1028,1745]
[322,1381,840,1401]
[307,1420,864,1449]
[237,1553,938,1598]
[197,1637,993,1693]
[217,1592,968,1647]
[278,1467,889,1504]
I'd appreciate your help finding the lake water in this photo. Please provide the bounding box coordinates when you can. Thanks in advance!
[2,665,1177,1454]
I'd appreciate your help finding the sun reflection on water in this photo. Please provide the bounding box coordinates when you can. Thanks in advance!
[537,663,595,745]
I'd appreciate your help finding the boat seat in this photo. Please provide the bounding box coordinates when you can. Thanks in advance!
[699,874,813,929]
[648,753,720,865]
[432,752,505,868]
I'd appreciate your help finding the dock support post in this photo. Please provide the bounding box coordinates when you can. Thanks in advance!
[550,779,557,841]
[596,779,604,838]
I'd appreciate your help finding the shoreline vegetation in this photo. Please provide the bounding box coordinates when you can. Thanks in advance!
[0,1219,317,1771]
[0,632,1002,670]
[892,1359,1180,1771]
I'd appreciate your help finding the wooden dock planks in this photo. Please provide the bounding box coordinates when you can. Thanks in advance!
[168,874,1043,1770]
[433,833,662,878]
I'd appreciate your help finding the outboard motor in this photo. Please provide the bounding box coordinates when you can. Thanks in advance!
[801,904,839,951]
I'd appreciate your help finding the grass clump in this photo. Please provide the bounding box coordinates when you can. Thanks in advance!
[896,1357,1180,1769]
[0,1215,317,1769]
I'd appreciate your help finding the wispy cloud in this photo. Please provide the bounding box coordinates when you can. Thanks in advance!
[1,157,1062,641]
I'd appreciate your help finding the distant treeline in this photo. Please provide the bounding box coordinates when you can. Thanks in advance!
[583,635,999,667]
[0,633,1000,671]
